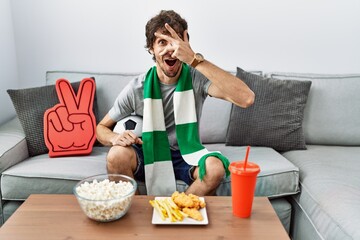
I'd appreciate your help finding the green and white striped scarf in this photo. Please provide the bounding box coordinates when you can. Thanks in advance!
[142,63,230,196]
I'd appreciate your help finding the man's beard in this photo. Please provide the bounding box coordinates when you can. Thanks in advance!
[156,59,180,78]
[161,66,178,77]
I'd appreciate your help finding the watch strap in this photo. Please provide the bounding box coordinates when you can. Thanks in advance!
[190,53,204,68]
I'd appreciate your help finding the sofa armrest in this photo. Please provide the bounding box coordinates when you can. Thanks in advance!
[0,117,29,173]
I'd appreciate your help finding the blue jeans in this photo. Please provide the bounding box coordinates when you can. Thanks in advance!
[132,144,195,186]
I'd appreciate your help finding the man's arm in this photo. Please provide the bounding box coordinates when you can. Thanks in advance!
[96,114,117,146]
[195,61,254,108]
[96,114,142,147]
[156,23,255,108]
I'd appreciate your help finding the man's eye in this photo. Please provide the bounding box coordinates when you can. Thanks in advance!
[159,40,166,45]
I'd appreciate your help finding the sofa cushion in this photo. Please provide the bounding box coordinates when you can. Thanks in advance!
[226,68,311,151]
[283,145,360,239]
[200,97,232,143]
[206,144,299,197]
[270,198,292,234]
[0,118,28,173]
[1,145,299,200]
[1,147,108,200]
[7,81,99,157]
[0,146,183,200]
[266,72,360,145]
[200,70,262,144]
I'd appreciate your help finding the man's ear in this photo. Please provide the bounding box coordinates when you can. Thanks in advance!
[149,49,154,54]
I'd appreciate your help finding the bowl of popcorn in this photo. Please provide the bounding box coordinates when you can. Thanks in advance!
[73,174,137,222]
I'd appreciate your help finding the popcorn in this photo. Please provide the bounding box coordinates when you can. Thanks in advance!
[75,178,135,222]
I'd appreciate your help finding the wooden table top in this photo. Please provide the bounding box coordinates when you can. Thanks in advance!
[0,194,289,240]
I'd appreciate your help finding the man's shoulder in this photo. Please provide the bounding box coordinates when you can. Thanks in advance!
[190,66,210,90]
[131,72,147,83]
[128,72,147,88]
[190,66,207,80]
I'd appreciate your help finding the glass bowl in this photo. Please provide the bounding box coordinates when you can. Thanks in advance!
[73,174,137,222]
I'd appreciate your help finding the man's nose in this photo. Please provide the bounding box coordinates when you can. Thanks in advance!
[163,50,174,57]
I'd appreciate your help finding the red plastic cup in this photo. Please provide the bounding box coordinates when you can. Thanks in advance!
[229,161,260,218]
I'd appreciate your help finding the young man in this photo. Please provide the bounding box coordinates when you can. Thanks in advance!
[96,10,255,196]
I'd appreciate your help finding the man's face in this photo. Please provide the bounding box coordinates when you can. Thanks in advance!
[151,29,182,78]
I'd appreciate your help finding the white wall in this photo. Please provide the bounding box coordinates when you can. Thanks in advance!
[0,0,18,125]
[8,1,360,87]
[9,0,360,89]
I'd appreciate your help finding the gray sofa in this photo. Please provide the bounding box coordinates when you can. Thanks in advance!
[1,69,359,240]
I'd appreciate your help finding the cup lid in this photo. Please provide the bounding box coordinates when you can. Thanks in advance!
[229,161,260,175]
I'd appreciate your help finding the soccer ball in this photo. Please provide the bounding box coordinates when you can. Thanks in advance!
[113,115,142,137]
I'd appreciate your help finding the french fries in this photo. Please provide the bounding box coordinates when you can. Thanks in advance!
[149,197,188,222]
[149,192,206,222]
[149,199,167,221]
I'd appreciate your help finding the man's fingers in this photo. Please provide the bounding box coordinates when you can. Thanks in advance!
[154,31,173,43]
[117,130,142,146]
[164,23,181,40]
[136,138,143,144]
[111,130,141,146]
[121,138,132,146]
[124,130,139,142]
[183,29,189,43]
[159,45,176,56]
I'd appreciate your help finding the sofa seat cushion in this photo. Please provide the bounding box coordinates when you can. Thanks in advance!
[1,147,109,200]
[270,197,292,234]
[0,117,28,173]
[206,144,299,197]
[282,145,360,240]
[2,145,299,200]
[0,146,187,200]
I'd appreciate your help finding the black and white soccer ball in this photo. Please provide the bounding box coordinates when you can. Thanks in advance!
[113,115,142,137]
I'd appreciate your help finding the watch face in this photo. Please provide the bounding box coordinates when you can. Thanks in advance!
[195,53,204,62]
[195,53,204,61]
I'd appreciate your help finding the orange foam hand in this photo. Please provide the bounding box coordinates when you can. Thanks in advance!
[44,78,96,157]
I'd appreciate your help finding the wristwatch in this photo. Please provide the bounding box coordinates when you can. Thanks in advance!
[190,53,204,68]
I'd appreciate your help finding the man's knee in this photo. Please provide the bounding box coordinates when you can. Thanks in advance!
[203,157,226,182]
[106,146,136,172]
[107,145,130,161]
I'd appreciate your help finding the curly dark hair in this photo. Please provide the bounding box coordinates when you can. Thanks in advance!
[145,10,189,54]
